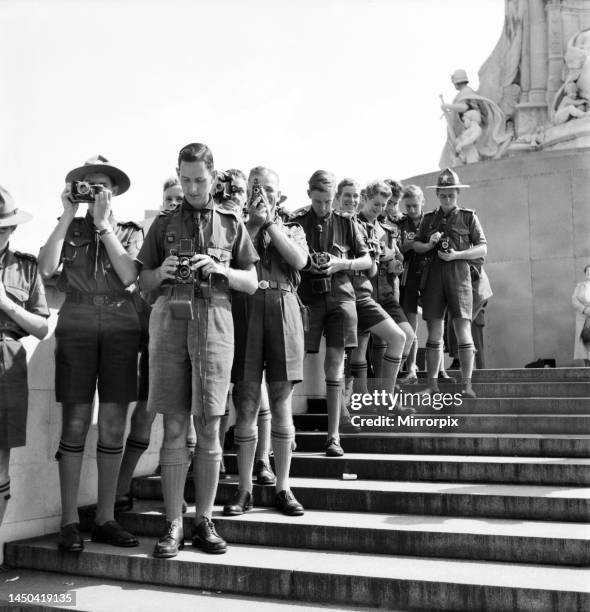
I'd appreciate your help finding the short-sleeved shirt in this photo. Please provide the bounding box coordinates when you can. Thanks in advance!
[369,219,403,303]
[0,247,50,338]
[57,212,143,295]
[292,206,368,303]
[351,212,379,300]
[138,199,258,281]
[415,206,486,255]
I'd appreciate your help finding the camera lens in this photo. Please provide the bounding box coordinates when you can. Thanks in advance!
[77,182,91,195]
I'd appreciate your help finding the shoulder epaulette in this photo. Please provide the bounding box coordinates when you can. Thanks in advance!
[117,220,142,231]
[289,205,310,219]
[460,208,476,216]
[14,251,37,263]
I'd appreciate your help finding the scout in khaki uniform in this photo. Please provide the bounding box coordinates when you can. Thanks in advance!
[413,168,487,399]
[293,170,371,457]
[225,166,308,517]
[0,187,49,537]
[138,143,258,558]
[39,155,142,552]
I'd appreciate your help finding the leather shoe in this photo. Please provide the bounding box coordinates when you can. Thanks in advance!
[223,488,253,516]
[57,523,84,552]
[276,490,304,516]
[254,459,276,485]
[114,493,133,513]
[91,520,138,547]
[192,516,227,554]
[153,518,184,558]
[326,437,344,457]
[461,387,477,399]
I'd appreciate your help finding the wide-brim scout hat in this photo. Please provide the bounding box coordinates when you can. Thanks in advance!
[426,168,471,189]
[0,186,33,227]
[65,154,130,196]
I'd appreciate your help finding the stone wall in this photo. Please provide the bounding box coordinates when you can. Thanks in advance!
[1,286,163,562]
[403,148,590,368]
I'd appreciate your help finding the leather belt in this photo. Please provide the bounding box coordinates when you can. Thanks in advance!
[257,280,295,292]
[349,270,365,277]
[160,284,229,299]
[65,292,131,307]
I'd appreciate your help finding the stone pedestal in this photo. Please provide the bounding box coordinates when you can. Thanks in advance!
[514,102,549,138]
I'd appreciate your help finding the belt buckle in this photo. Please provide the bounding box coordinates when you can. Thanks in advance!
[258,280,270,290]
[92,295,107,306]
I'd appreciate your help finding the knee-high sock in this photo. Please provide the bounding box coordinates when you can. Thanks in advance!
[350,363,368,395]
[160,447,189,522]
[382,354,402,396]
[340,376,354,420]
[326,379,343,440]
[255,407,271,462]
[95,443,124,525]
[218,409,229,469]
[271,424,295,492]
[425,341,442,389]
[458,343,475,387]
[406,336,418,372]
[57,441,85,526]
[116,436,150,498]
[0,480,10,527]
[372,341,387,379]
[235,426,257,492]
[193,447,222,520]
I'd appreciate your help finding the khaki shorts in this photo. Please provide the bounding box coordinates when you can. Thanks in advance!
[148,295,234,418]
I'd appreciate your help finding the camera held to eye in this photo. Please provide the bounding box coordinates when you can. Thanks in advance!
[438,236,451,254]
[212,171,233,204]
[169,238,196,320]
[71,181,104,203]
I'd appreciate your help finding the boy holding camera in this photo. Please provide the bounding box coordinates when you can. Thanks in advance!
[138,143,258,558]
[39,155,142,552]
[413,168,487,399]
[293,170,371,457]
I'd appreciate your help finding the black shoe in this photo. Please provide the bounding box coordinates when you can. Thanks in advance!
[254,460,276,485]
[325,437,344,457]
[223,488,253,516]
[448,359,461,370]
[191,516,227,554]
[57,523,84,552]
[91,520,138,547]
[438,371,456,383]
[114,493,133,513]
[461,387,477,399]
[153,518,184,558]
[275,490,304,516]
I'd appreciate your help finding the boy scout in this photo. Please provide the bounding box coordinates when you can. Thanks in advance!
[293,170,371,457]
[39,155,142,552]
[225,166,307,517]
[0,187,49,537]
[413,168,487,398]
[138,143,258,558]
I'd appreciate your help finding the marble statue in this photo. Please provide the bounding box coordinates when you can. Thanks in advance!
[552,80,590,125]
[439,70,512,168]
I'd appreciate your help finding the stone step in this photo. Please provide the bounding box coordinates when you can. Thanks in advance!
[106,502,590,566]
[0,568,357,611]
[293,413,590,434]
[294,432,590,457]
[5,537,589,611]
[352,382,590,398]
[308,398,590,415]
[222,453,590,486]
[415,368,590,382]
[131,476,590,522]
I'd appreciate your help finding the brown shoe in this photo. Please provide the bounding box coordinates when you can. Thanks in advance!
[223,489,253,516]
[326,437,344,457]
[91,520,138,547]
[191,516,227,554]
[254,460,276,485]
[153,518,184,559]
[276,490,304,516]
[57,523,83,553]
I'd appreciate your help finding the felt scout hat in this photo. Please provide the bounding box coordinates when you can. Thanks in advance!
[0,186,33,227]
[426,168,471,189]
[65,154,130,196]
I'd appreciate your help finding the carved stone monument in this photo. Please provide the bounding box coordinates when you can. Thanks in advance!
[441,0,590,164]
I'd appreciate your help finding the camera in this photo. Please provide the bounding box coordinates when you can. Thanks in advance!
[212,171,233,204]
[71,181,103,203]
[438,236,451,253]
[169,238,196,320]
[311,251,331,269]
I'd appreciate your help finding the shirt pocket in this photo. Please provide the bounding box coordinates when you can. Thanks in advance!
[62,235,93,265]
[331,242,350,259]
[4,285,29,307]
[449,227,470,251]
[207,246,232,268]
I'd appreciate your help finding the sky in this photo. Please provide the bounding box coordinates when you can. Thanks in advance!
[0,0,505,253]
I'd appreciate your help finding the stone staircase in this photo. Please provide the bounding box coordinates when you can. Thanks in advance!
[4,368,590,611]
